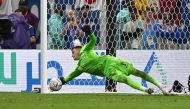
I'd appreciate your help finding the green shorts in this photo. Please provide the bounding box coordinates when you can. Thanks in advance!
[104,59,136,81]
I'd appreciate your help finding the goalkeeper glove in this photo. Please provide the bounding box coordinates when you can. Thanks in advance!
[59,77,66,85]
[82,25,92,35]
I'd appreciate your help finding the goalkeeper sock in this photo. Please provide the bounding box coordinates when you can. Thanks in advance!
[132,69,168,95]
[155,83,168,95]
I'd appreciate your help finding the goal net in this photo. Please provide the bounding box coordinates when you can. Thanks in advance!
[45,0,190,94]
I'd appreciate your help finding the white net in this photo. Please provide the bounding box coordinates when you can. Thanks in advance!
[47,0,190,93]
[47,0,190,50]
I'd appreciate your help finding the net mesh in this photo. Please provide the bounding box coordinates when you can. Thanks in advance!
[47,0,190,50]
[47,0,190,93]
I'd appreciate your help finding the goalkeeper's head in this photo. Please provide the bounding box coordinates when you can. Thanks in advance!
[71,39,83,60]
[71,25,91,60]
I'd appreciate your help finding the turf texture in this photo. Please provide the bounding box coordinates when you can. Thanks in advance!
[0,93,189,109]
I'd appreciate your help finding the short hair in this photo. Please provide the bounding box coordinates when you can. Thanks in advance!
[72,46,82,50]
[121,0,130,8]
[19,0,28,6]
[15,9,22,13]
[54,4,65,13]
[146,7,155,13]
[18,5,28,15]
[81,5,90,10]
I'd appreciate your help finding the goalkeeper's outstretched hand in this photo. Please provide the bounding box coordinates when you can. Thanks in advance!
[82,25,92,35]
[59,77,66,85]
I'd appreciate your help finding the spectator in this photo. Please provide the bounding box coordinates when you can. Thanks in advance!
[78,5,91,44]
[141,7,158,49]
[139,0,185,50]
[62,9,84,49]
[134,0,148,19]
[48,4,65,49]
[79,5,91,24]
[159,0,182,26]
[19,0,40,49]
[122,12,142,49]
[154,23,188,45]
[141,28,157,49]
[15,8,37,49]
[148,0,159,12]
[122,13,144,33]
[144,7,158,29]
[116,0,131,49]
[159,0,176,13]
[19,0,28,6]
[160,13,177,32]
[77,5,100,45]
[0,9,30,49]
[15,7,37,49]
[151,4,188,49]
[18,3,39,31]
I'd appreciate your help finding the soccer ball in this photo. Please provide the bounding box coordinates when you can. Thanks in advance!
[49,77,62,91]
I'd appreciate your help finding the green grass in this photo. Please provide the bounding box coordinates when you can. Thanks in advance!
[0,93,189,109]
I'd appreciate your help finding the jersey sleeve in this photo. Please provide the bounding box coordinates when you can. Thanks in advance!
[65,67,83,83]
[83,33,97,51]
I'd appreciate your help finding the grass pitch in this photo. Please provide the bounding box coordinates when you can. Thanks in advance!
[0,93,189,109]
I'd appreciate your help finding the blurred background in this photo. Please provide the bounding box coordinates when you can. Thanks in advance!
[0,0,40,49]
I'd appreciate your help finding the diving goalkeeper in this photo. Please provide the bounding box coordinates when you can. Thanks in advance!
[60,25,168,95]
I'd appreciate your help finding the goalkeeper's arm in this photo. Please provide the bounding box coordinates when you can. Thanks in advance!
[60,68,82,85]
[82,25,97,50]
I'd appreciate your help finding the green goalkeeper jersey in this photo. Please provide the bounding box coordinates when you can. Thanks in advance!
[65,34,133,82]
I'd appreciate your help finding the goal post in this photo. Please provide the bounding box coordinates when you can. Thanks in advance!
[41,0,48,94]
[106,0,117,92]
[44,0,190,94]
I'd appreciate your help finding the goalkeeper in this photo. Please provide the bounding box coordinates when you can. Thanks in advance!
[60,25,168,95]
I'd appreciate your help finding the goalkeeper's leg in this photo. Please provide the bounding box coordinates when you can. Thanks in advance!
[110,73,154,94]
[130,69,168,95]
